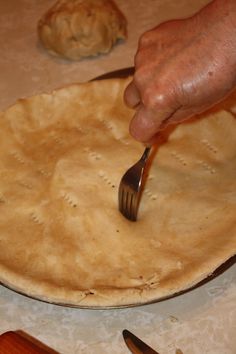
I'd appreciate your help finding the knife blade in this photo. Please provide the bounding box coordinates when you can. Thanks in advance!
[123,329,160,354]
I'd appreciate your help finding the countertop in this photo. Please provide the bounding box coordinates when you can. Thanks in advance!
[0,1,235,353]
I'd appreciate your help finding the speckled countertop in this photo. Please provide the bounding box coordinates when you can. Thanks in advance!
[0,1,235,353]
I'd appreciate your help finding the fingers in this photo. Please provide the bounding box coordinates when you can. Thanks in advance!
[124,80,141,108]
[129,103,195,144]
[124,79,182,143]
[129,104,172,143]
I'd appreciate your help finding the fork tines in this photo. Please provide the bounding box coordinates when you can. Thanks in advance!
[118,147,151,221]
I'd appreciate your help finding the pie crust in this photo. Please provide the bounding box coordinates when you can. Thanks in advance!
[0,77,235,307]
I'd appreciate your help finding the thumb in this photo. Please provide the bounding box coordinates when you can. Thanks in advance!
[129,103,176,143]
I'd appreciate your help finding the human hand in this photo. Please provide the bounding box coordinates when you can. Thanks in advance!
[124,0,236,143]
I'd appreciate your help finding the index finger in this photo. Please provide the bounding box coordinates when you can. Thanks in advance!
[124,80,141,108]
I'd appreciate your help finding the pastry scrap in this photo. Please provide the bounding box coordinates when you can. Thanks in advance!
[0,77,235,307]
[38,0,127,60]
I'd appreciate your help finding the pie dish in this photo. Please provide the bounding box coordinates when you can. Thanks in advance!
[0,76,235,308]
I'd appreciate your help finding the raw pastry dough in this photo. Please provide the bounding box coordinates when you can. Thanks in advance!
[38,0,127,60]
[0,77,235,307]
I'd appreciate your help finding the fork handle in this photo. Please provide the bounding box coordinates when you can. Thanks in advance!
[141,147,151,162]
[0,332,51,354]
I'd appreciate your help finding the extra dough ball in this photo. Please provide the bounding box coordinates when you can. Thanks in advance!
[38,0,127,60]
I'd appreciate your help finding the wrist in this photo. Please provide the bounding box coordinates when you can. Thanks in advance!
[197,0,236,67]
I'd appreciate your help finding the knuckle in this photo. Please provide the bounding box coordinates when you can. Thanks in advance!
[138,30,153,48]
[133,67,180,112]
[134,50,142,68]
[142,84,174,111]
[132,67,148,91]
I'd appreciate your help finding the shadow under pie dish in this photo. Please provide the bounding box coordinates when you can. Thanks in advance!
[0,75,236,308]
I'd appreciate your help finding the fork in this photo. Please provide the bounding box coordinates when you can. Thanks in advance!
[118,146,151,221]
